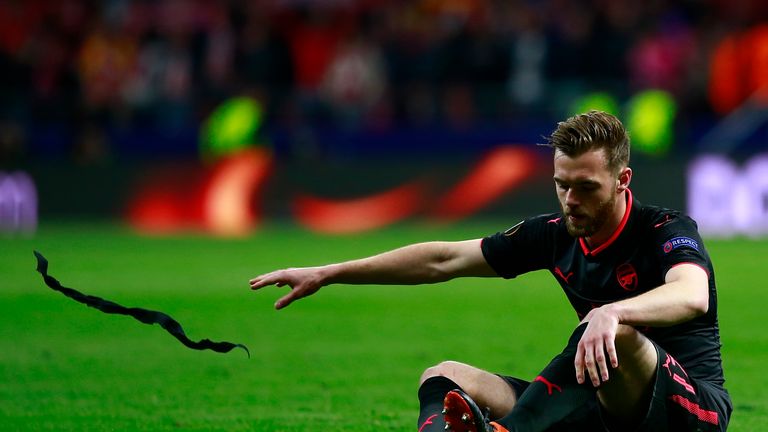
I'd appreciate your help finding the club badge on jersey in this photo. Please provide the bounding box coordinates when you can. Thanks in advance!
[616,262,639,291]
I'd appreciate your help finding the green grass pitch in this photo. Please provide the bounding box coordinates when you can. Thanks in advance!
[1,222,766,430]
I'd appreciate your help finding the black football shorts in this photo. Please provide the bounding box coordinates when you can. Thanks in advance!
[498,343,732,431]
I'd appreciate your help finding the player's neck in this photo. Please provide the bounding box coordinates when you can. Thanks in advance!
[584,190,629,249]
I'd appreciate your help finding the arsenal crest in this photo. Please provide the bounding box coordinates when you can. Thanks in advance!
[616,263,638,291]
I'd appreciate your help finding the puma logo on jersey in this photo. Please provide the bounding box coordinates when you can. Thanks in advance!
[554,267,574,283]
[654,214,673,228]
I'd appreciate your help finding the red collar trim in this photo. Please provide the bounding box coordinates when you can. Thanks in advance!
[579,189,633,256]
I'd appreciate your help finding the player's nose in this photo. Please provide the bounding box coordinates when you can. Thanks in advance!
[565,190,580,207]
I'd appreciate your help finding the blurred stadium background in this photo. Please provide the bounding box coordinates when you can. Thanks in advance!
[1,0,768,430]
[0,0,766,234]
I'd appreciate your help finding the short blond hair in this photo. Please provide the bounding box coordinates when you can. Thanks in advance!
[544,110,630,173]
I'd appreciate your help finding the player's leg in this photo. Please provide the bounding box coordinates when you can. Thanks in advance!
[444,324,730,432]
[488,322,596,431]
[489,324,657,431]
[417,361,519,432]
[606,330,732,432]
[595,324,657,428]
[440,324,596,432]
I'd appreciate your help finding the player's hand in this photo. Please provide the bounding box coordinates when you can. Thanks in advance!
[575,305,620,387]
[249,267,325,309]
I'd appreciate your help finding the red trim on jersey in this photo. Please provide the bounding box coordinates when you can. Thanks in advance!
[579,189,634,256]
[667,262,711,279]
[669,395,719,425]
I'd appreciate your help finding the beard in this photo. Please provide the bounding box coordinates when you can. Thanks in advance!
[563,193,616,238]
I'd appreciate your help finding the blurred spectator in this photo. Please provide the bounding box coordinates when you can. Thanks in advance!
[234,3,294,123]
[77,20,137,112]
[321,19,387,126]
[0,121,26,168]
[628,7,697,96]
[0,0,766,160]
[502,1,546,111]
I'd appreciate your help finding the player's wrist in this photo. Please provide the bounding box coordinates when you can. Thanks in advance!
[601,303,624,324]
[320,263,349,285]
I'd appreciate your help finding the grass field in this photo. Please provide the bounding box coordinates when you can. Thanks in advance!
[1,221,766,431]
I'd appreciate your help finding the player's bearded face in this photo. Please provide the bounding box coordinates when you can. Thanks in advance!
[562,192,616,237]
[553,149,621,238]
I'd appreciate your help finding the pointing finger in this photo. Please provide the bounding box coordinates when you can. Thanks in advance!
[275,289,299,310]
[575,343,586,384]
[249,272,284,290]
[585,347,600,387]
[249,277,272,290]
[606,337,619,369]
[595,345,609,382]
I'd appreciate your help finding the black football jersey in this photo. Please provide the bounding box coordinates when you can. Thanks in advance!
[481,190,726,386]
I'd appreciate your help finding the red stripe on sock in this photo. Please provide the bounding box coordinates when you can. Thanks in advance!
[418,414,438,432]
[669,395,718,425]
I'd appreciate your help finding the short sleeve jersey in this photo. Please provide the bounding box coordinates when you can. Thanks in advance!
[481,190,726,386]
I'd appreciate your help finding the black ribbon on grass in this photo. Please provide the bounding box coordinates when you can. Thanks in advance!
[33,251,249,357]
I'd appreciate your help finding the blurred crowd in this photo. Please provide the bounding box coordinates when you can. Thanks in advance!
[1,0,767,163]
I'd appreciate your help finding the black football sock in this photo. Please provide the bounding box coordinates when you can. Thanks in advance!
[495,323,595,432]
[417,376,460,432]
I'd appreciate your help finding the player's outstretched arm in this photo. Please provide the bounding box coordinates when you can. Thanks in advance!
[249,239,495,309]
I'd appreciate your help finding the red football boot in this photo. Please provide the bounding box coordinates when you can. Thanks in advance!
[442,389,509,432]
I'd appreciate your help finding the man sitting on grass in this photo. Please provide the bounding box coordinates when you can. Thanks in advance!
[250,111,731,431]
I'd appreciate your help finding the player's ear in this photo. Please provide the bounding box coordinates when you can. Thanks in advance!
[617,167,632,192]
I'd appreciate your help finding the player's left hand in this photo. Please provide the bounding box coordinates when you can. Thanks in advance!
[249,266,326,309]
[575,305,620,387]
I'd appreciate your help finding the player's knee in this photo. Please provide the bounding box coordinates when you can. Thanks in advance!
[616,323,639,336]
[614,324,644,348]
[613,324,657,366]
[419,360,464,385]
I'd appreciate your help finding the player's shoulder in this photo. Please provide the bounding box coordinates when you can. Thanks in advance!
[636,204,711,262]
[636,204,704,248]
[504,213,570,242]
[497,212,565,238]
[528,211,566,225]
[637,204,697,231]
[523,212,567,231]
